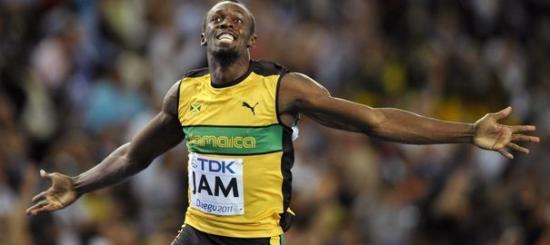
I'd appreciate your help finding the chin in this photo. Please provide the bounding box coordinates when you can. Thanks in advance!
[212,42,237,51]
[211,42,239,53]
[212,47,240,65]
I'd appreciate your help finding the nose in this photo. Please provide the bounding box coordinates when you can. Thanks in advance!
[219,18,234,29]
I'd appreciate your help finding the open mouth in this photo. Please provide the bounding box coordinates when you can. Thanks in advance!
[216,32,236,42]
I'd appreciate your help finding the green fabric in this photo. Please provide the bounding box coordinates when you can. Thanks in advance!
[183,124,283,155]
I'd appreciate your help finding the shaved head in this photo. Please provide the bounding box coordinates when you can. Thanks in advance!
[202,0,256,35]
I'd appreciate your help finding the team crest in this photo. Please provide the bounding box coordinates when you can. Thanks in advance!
[191,103,202,112]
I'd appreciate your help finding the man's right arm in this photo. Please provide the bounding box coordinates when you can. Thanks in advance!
[73,82,184,194]
[27,82,184,215]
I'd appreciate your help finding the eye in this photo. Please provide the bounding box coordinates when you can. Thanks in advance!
[212,16,222,23]
[234,18,243,24]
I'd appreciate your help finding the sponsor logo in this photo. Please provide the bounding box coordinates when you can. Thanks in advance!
[242,101,259,115]
[189,153,244,216]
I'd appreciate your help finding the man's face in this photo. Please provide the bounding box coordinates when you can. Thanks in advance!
[201,2,256,55]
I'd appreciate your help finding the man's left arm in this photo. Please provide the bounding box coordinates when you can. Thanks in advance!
[278,72,540,159]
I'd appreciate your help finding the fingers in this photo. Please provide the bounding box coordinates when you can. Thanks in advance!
[31,191,48,203]
[507,143,529,154]
[26,197,65,215]
[27,170,62,215]
[512,134,540,143]
[26,199,49,215]
[40,169,53,180]
[493,106,512,120]
[26,202,61,215]
[498,148,514,159]
[496,141,533,160]
[27,170,53,215]
[511,125,537,133]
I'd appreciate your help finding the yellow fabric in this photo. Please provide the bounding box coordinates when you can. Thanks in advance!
[178,72,279,127]
[270,235,282,245]
[178,70,287,238]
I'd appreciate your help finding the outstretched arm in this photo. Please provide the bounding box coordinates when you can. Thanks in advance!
[27,82,185,215]
[278,73,539,158]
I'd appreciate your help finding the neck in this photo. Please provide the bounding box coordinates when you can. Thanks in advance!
[207,51,251,87]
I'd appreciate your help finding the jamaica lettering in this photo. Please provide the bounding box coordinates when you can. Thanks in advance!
[188,135,256,148]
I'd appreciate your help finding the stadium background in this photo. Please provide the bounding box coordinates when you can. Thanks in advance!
[1,0,549,244]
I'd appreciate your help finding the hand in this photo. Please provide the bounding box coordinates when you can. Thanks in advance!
[473,107,540,159]
[26,170,80,215]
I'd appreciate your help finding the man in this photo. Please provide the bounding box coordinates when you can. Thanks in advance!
[27,1,540,244]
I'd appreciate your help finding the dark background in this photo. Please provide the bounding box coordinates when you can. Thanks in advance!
[1,0,549,244]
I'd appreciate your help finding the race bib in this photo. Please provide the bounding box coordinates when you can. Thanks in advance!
[188,153,244,216]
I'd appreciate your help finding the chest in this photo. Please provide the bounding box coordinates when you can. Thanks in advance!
[179,76,279,127]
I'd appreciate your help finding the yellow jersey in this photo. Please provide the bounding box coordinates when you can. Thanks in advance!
[177,60,294,238]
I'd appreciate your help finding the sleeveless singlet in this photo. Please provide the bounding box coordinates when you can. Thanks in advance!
[177,60,294,238]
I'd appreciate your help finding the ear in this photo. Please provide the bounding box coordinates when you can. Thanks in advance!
[247,34,257,48]
[200,33,207,46]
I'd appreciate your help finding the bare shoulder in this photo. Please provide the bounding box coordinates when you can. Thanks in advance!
[281,72,329,95]
[162,81,181,116]
[279,72,331,114]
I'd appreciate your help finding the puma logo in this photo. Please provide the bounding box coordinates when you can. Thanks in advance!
[242,101,259,115]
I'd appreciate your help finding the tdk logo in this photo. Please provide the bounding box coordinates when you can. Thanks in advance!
[195,158,235,174]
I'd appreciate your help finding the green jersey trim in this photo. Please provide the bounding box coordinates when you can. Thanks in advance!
[183,124,283,155]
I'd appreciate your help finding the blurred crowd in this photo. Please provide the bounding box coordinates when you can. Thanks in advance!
[1,0,549,244]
